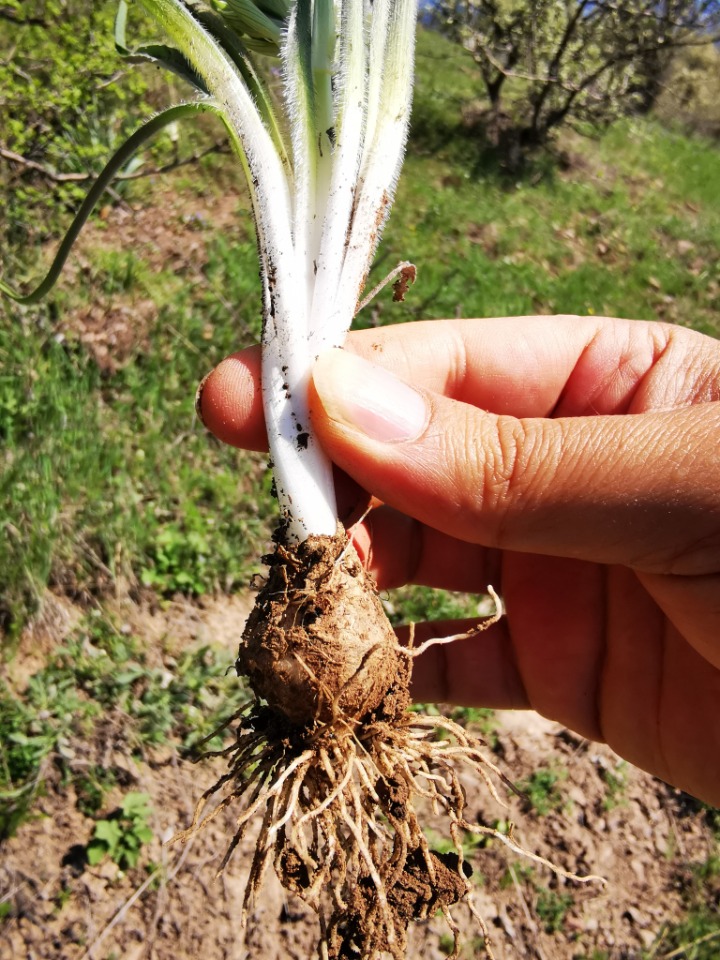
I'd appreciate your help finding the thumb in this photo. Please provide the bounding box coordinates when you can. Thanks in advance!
[309,349,720,577]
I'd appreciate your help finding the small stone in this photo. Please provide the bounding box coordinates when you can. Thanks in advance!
[639,929,657,949]
[624,906,648,927]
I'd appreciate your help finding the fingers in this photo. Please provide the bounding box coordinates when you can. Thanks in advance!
[196,315,719,446]
[197,345,265,451]
[197,317,720,577]
[349,505,497,591]
[637,569,720,671]
[194,316,649,447]
[403,617,529,710]
[310,348,720,576]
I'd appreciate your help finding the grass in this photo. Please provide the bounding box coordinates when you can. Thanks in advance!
[0,231,270,634]
[600,760,629,811]
[379,116,720,336]
[367,31,720,338]
[648,854,720,959]
[0,609,247,839]
[516,767,569,816]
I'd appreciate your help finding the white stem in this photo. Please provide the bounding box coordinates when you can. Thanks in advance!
[337,0,416,327]
[309,0,367,353]
[309,0,336,273]
[138,0,417,544]
[141,0,338,542]
[284,0,316,329]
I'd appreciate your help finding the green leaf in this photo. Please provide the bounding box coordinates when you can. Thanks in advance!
[93,819,122,846]
[115,1,209,94]
[121,792,152,817]
[133,825,154,844]
[86,842,107,866]
[0,102,216,305]
[122,848,140,868]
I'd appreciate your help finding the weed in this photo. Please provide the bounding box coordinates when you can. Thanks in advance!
[140,520,216,596]
[499,862,535,890]
[516,767,569,816]
[648,910,720,960]
[53,884,73,913]
[0,613,247,833]
[75,766,118,817]
[0,677,85,838]
[535,888,574,934]
[692,853,720,883]
[599,760,629,810]
[447,706,498,747]
[87,792,153,870]
[438,931,488,958]
[645,831,720,959]
[438,932,455,955]
[499,865,577,937]
[701,803,720,840]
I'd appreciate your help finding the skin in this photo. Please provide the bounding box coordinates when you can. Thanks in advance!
[197,315,720,807]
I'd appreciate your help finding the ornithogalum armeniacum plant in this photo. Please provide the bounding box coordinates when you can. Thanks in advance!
[1,3,597,957]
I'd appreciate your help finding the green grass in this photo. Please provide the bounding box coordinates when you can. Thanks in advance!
[377,115,720,336]
[599,760,629,811]
[516,767,568,816]
[641,818,720,958]
[0,232,269,633]
[535,888,574,934]
[0,610,247,838]
[364,30,720,336]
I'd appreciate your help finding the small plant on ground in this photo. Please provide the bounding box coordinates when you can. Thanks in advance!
[0,676,89,839]
[75,766,118,817]
[499,862,535,891]
[87,792,154,870]
[535,887,574,934]
[0,614,246,836]
[517,767,569,816]
[599,759,628,811]
[645,833,720,960]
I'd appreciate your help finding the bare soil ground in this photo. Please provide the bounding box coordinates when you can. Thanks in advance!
[1,593,716,960]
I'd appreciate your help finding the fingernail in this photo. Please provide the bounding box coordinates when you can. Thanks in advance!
[195,371,211,427]
[313,350,428,442]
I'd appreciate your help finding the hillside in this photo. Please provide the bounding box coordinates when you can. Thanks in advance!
[1,17,719,960]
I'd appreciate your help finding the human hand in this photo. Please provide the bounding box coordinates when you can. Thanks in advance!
[197,315,720,806]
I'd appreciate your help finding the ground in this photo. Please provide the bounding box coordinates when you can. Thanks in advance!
[1,592,716,960]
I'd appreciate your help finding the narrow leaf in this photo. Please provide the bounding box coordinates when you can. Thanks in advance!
[115,0,208,92]
[0,103,215,305]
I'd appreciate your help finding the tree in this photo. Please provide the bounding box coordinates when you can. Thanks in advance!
[431,0,720,162]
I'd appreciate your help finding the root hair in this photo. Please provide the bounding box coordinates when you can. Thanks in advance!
[178,698,601,959]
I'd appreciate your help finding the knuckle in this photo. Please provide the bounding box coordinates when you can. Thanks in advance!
[453,413,557,541]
